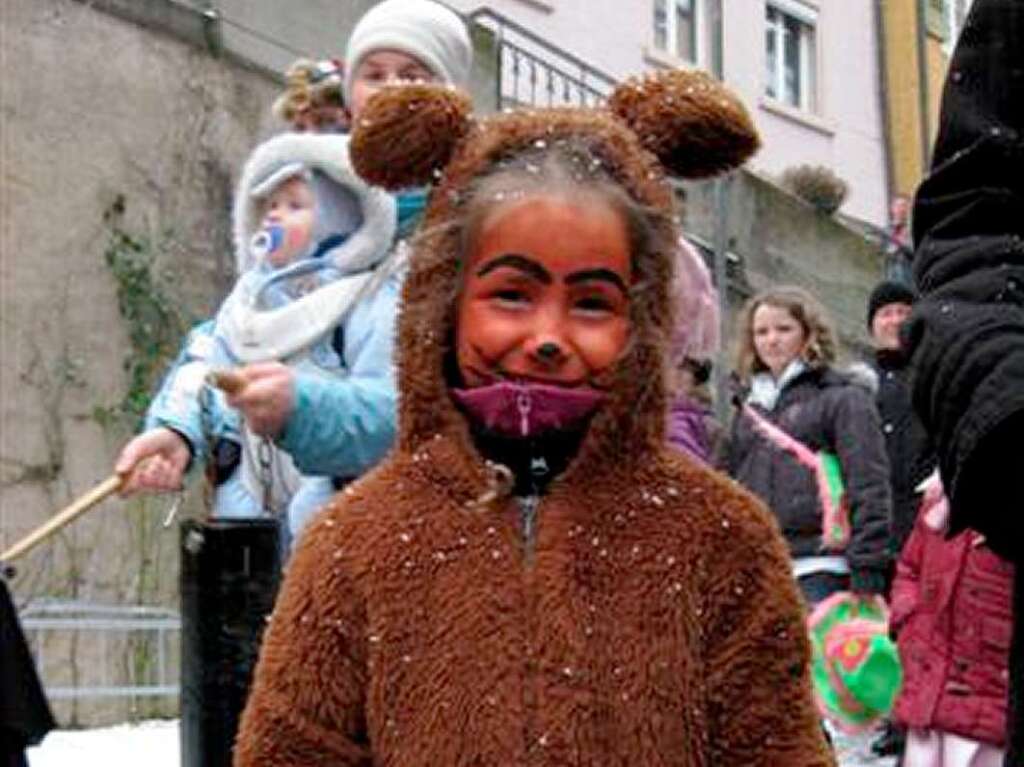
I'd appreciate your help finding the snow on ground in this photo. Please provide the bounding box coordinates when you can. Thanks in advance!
[25,718,895,767]
[27,719,179,767]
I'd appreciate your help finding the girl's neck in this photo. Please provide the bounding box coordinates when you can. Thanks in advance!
[469,425,586,497]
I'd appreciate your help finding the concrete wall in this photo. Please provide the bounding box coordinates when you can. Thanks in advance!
[1,0,500,727]
[446,0,889,227]
[211,0,378,75]
[2,0,281,724]
[683,171,882,357]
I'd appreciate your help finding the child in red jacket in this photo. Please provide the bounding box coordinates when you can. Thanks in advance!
[891,473,1013,767]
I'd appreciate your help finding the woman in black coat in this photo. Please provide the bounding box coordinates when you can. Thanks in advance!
[723,286,892,606]
[907,1,1024,762]
[0,579,54,766]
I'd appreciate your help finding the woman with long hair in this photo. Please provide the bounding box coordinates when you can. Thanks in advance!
[723,285,892,606]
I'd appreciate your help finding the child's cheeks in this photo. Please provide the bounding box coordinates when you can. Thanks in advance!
[258,176,316,268]
[455,195,632,389]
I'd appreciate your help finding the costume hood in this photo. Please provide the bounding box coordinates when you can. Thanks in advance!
[232,132,396,276]
[350,71,758,469]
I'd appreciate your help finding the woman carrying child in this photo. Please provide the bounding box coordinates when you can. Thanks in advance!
[115,0,473,534]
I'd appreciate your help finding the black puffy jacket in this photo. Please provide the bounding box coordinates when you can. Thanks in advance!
[909,2,1024,761]
[871,348,936,555]
[724,366,892,593]
[908,0,1024,554]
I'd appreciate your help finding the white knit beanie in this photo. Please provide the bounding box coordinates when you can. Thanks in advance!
[344,0,472,103]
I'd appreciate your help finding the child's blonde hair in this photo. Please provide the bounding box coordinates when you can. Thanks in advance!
[733,285,838,381]
[272,58,345,125]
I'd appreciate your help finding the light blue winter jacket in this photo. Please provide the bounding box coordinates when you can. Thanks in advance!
[145,132,406,483]
[145,265,400,478]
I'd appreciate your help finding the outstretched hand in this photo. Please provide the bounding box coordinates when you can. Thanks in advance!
[115,427,191,496]
[221,362,296,438]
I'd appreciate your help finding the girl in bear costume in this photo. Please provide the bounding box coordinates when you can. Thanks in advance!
[235,70,833,766]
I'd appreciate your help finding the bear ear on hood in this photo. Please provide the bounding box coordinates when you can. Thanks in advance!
[350,83,473,190]
[608,69,760,179]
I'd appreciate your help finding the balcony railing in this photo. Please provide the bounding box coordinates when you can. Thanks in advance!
[21,600,181,704]
[468,7,617,109]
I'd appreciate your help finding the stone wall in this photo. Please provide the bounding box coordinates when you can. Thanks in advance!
[2,0,281,724]
[683,170,884,359]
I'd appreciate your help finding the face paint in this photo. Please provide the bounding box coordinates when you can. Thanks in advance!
[455,195,632,390]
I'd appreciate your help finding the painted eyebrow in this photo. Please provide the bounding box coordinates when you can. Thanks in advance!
[475,254,552,284]
[565,268,628,295]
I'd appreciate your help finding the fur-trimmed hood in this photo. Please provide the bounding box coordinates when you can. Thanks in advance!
[349,71,759,477]
[843,361,879,395]
[232,131,396,276]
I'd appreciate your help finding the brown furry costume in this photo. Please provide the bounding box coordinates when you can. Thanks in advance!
[235,71,834,766]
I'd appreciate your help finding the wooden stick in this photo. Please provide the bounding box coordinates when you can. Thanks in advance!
[1,474,124,563]
[206,369,247,396]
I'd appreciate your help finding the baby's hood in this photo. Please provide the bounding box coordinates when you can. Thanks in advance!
[232,132,396,276]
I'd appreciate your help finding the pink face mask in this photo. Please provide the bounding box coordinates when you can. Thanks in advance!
[451,381,606,438]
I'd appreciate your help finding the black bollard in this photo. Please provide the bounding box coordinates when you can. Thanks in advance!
[179,518,281,767]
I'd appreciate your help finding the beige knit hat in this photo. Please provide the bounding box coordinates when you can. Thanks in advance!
[343,0,472,103]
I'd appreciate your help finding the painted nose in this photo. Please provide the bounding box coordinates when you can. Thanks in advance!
[529,337,567,367]
[536,342,562,360]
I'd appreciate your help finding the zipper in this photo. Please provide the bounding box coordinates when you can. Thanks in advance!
[516,390,532,437]
[518,494,540,564]
[519,455,550,564]
[518,453,548,755]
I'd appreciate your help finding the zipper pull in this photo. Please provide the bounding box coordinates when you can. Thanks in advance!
[517,390,532,437]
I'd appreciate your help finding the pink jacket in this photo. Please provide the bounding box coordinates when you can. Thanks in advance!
[891,480,1014,746]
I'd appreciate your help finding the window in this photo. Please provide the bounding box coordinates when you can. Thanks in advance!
[764,1,818,113]
[654,0,699,64]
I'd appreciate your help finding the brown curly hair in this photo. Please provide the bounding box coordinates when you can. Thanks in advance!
[733,285,838,382]
[272,58,346,125]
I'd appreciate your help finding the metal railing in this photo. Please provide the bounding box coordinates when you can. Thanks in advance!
[468,7,617,109]
[20,600,181,702]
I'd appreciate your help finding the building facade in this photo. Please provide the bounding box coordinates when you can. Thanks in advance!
[445,0,890,227]
[879,0,976,199]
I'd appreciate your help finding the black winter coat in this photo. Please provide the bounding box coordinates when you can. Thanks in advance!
[909,2,1024,763]
[0,580,54,759]
[908,0,1024,551]
[724,367,892,593]
[871,349,935,556]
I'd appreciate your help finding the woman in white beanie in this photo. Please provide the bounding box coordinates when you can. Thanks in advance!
[344,0,473,121]
[117,0,474,507]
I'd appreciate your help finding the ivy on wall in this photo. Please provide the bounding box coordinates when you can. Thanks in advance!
[98,195,196,428]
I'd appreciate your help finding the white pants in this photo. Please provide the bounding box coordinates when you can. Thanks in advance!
[902,728,1004,767]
